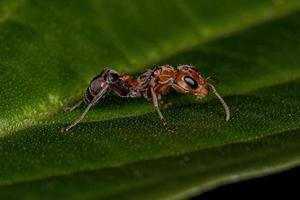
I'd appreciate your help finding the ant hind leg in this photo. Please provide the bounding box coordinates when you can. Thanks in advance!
[61,103,93,132]
[64,100,83,112]
[61,84,109,132]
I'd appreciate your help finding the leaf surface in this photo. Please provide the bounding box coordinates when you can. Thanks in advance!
[0,0,300,199]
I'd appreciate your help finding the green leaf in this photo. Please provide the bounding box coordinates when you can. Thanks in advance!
[0,0,300,199]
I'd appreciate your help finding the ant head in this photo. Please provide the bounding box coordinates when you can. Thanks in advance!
[176,65,210,97]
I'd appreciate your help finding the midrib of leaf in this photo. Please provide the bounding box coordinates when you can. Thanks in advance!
[13,73,300,136]
[2,3,300,137]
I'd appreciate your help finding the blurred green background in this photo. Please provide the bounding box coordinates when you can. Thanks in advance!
[0,0,300,199]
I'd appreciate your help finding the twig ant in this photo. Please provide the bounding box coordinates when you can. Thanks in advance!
[61,65,230,132]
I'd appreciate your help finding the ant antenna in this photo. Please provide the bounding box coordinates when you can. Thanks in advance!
[208,83,230,121]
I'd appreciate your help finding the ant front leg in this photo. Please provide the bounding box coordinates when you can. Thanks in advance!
[150,87,174,133]
[61,84,109,132]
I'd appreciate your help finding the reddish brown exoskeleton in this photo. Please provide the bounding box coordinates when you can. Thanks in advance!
[61,65,230,132]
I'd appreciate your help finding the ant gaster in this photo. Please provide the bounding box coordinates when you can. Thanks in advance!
[61,65,230,132]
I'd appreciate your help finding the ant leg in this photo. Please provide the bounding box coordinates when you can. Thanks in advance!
[62,103,93,132]
[206,76,220,85]
[64,100,83,112]
[150,87,174,133]
[61,85,109,132]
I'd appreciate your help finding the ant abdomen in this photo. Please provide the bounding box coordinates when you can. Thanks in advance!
[84,74,106,105]
[84,68,133,104]
[84,69,114,104]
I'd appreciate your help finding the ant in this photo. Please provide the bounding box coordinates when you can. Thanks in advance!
[61,65,230,132]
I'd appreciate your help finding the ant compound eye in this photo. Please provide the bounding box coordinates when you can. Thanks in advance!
[184,76,198,89]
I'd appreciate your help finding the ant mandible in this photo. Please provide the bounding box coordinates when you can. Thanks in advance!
[61,65,230,132]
